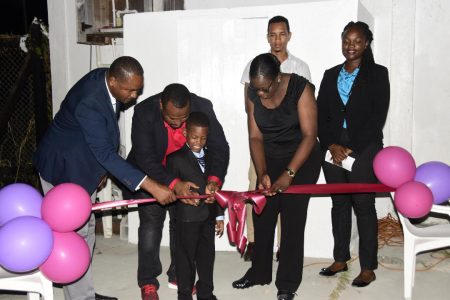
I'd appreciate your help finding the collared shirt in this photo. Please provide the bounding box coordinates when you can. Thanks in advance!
[241,51,312,84]
[105,76,116,113]
[337,66,360,128]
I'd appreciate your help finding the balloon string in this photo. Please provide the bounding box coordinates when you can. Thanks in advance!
[91,183,393,211]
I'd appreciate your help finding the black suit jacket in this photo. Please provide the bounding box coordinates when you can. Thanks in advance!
[166,145,225,222]
[126,92,229,188]
[317,63,390,153]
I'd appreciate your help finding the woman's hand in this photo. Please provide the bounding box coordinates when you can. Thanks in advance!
[329,144,352,164]
[271,172,294,194]
[258,174,275,195]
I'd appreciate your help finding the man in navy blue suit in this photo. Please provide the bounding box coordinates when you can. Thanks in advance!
[33,56,176,300]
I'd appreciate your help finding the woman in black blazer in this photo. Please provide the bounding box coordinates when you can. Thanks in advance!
[317,21,390,287]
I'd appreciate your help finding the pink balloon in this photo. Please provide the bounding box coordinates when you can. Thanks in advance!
[373,146,416,188]
[394,181,433,218]
[39,231,90,284]
[41,183,92,232]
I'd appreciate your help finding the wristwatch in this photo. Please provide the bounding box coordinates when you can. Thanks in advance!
[285,168,296,178]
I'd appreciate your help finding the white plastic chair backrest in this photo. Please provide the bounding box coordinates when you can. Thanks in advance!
[0,268,53,300]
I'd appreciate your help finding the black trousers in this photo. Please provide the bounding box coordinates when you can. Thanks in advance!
[123,189,177,288]
[322,132,381,270]
[176,218,216,300]
[246,143,321,292]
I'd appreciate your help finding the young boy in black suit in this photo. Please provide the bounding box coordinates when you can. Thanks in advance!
[166,111,225,300]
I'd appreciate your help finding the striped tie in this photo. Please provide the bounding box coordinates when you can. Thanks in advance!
[197,155,206,169]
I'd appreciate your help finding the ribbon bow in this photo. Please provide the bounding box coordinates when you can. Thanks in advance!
[214,190,266,253]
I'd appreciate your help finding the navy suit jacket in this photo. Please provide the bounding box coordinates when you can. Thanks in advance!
[33,68,145,194]
[166,145,224,222]
[317,63,390,154]
[126,92,229,188]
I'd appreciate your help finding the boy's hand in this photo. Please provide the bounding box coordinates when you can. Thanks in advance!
[205,181,219,203]
[215,220,224,237]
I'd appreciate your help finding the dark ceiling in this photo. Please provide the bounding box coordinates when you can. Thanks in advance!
[1,0,48,35]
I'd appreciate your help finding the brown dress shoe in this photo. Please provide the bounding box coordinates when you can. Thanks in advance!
[351,270,376,287]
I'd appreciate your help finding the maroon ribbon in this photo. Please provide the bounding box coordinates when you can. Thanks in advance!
[214,191,266,253]
[91,194,209,211]
[91,183,394,253]
[284,183,394,194]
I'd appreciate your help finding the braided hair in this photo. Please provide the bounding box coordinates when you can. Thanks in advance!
[249,53,281,81]
[342,21,375,69]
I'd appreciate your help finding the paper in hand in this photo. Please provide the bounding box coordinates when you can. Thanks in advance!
[325,150,355,172]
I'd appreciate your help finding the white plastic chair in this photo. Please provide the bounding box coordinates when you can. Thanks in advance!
[0,268,53,300]
[391,193,450,299]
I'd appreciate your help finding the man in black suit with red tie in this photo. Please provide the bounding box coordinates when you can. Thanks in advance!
[124,83,229,300]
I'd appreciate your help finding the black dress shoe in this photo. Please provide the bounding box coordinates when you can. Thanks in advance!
[95,293,118,300]
[243,242,254,261]
[277,290,296,300]
[351,271,376,287]
[232,276,255,289]
[319,264,348,276]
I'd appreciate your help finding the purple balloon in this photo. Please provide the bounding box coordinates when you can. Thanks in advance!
[0,183,43,226]
[0,216,53,273]
[415,161,450,204]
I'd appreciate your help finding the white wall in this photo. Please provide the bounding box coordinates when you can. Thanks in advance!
[185,0,328,10]
[413,0,450,164]
[47,0,91,113]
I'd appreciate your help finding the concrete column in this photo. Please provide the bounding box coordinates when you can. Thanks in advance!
[388,0,416,152]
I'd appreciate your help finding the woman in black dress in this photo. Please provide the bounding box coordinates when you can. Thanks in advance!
[232,53,321,300]
[317,21,390,287]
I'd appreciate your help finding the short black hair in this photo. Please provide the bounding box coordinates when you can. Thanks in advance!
[268,16,290,33]
[161,83,191,108]
[186,111,210,130]
[249,53,281,81]
[109,56,143,81]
